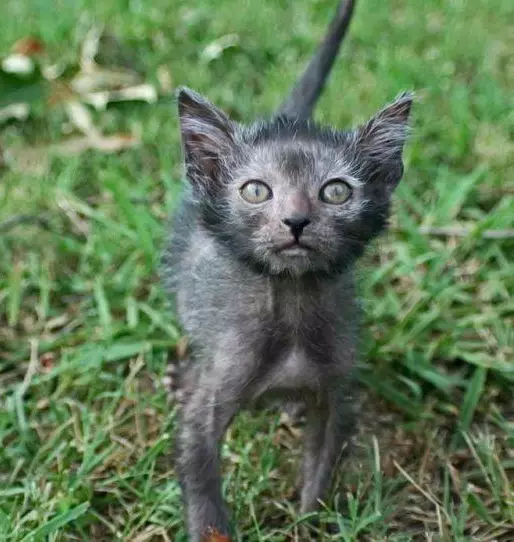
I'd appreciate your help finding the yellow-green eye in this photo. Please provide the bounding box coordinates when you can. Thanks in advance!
[319,179,352,204]
[239,181,272,204]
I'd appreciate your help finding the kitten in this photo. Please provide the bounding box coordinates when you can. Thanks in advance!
[161,0,413,539]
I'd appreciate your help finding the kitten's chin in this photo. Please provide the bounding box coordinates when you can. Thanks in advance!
[246,244,357,279]
[278,246,311,257]
[253,249,325,278]
[232,241,351,278]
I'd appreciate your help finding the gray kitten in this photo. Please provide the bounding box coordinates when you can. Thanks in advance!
[161,0,413,539]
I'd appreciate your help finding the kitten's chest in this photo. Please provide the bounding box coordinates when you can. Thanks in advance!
[260,279,335,367]
[250,281,347,401]
[252,342,319,401]
[264,278,330,334]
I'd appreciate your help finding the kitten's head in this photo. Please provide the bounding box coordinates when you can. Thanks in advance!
[177,88,413,277]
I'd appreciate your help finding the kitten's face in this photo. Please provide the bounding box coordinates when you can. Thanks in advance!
[177,89,412,277]
[223,138,374,276]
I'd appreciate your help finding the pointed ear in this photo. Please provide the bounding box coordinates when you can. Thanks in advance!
[177,87,234,184]
[356,92,413,197]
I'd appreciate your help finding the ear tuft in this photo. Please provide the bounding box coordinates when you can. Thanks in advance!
[357,91,414,163]
[356,92,414,198]
[177,87,234,184]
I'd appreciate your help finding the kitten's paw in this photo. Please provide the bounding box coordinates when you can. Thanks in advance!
[162,359,188,404]
[282,400,306,424]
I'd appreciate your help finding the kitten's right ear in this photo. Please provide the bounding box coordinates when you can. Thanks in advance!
[177,87,234,184]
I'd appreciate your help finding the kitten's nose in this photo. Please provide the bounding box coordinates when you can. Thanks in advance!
[282,215,311,238]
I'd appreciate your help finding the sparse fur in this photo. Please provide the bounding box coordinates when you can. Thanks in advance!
[160,1,413,539]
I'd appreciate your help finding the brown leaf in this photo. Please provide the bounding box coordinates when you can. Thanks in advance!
[12,37,46,56]
[40,352,55,371]
[201,528,232,542]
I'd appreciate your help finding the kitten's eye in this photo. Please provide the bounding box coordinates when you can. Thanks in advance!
[239,180,272,204]
[319,179,352,204]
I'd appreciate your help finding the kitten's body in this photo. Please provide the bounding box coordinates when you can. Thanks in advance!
[161,1,413,539]
[170,214,358,403]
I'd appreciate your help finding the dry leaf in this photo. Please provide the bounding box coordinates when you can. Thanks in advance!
[64,101,101,137]
[40,352,55,371]
[79,24,104,71]
[1,26,151,171]
[44,313,70,331]
[49,132,139,154]
[86,132,139,152]
[3,132,139,174]
[81,83,157,111]
[0,103,30,123]
[201,34,239,63]
[70,66,142,94]
[1,39,48,114]
[201,528,232,542]
[2,54,35,75]
[157,65,173,93]
[12,37,46,56]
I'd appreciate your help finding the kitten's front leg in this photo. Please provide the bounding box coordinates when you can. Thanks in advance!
[299,379,356,515]
[175,355,251,542]
[176,386,235,540]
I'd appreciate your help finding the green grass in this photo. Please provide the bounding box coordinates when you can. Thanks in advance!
[1,0,513,540]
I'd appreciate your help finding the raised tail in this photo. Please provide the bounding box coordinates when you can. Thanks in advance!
[277,0,357,120]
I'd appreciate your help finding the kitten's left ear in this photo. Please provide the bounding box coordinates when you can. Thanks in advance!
[177,87,234,185]
[356,92,414,197]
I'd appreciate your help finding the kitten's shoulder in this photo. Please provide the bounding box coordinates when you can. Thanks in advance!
[160,186,199,292]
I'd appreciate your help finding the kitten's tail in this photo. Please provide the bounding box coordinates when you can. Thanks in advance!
[277,0,357,120]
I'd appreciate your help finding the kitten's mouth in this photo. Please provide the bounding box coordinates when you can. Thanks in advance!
[275,240,313,255]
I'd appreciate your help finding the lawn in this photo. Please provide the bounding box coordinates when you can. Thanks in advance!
[1,0,513,540]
